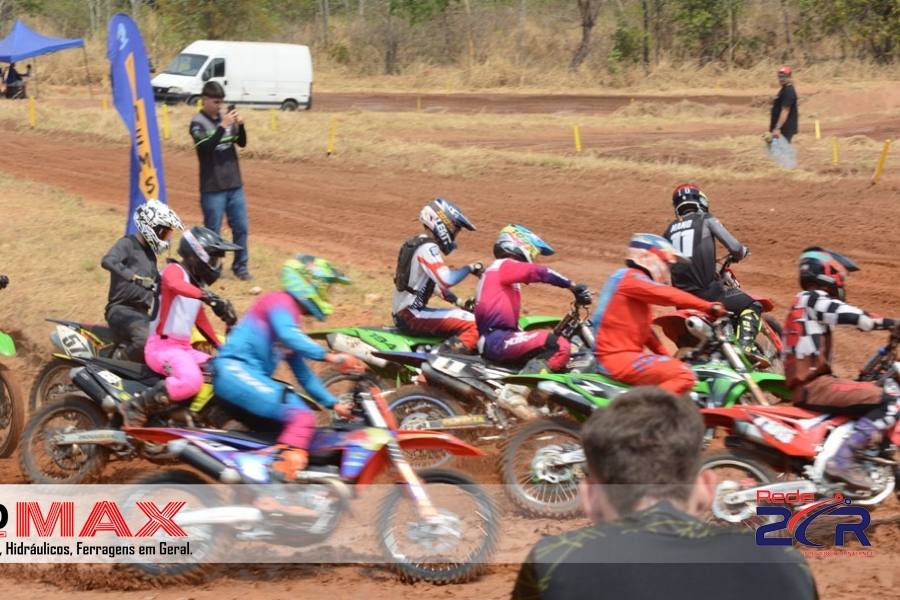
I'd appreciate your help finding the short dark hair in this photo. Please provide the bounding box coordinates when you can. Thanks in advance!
[202,81,225,99]
[581,386,705,515]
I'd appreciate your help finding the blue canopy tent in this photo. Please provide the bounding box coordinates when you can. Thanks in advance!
[0,19,92,98]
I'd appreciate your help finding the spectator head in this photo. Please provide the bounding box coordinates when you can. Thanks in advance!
[578,386,716,522]
[777,66,792,84]
[201,81,225,99]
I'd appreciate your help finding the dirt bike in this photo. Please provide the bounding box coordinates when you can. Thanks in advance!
[0,322,24,458]
[306,313,561,398]
[702,323,900,530]
[118,386,499,584]
[654,256,784,374]
[495,315,791,519]
[19,352,247,484]
[30,318,221,412]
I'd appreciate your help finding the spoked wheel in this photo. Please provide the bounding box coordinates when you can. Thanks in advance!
[124,470,222,582]
[758,316,785,376]
[318,368,387,427]
[701,450,778,529]
[388,385,466,469]
[19,395,109,483]
[0,364,25,458]
[29,358,83,412]
[377,469,499,583]
[499,418,584,519]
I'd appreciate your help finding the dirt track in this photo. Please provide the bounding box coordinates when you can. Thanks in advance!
[2,90,900,598]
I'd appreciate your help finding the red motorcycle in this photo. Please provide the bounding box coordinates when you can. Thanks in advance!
[654,256,783,374]
[700,325,900,528]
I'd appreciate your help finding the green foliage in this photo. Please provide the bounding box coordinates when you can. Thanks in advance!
[610,20,647,64]
[155,0,275,42]
[798,0,900,62]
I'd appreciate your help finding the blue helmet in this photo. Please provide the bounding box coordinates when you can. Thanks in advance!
[281,254,352,321]
[419,198,476,255]
[493,224,554,263]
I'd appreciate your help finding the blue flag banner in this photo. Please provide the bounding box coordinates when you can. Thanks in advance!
[107,14,166,235]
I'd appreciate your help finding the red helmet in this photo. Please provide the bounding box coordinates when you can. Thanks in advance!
[778,66,792,77]
[798,247,859,301]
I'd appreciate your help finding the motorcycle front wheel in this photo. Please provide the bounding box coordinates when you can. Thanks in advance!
[498,417,584,519]
[318,368,387,427]
[19,395,109,483]
[377,469,500,583]
[758,316,785,376]
[0,363,24,458]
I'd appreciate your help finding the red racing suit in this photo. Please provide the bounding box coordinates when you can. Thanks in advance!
[592,267,715,395]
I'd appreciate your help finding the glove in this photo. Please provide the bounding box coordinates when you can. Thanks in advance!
[132,275,155,291]
[469,262,485,277]
[456,296,476,312]
[330,352,365,375]
[206,294,237,326]
[708,302,729,318]
[737,246,750,261]
[572,283,592,306]
[0,275,8,290]
[334,399,355,421]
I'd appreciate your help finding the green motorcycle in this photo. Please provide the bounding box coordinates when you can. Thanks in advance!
[497,315,791,519]
[0,316,25,459]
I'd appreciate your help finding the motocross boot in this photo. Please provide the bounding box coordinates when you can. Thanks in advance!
[737,308,770,370]
[254,445,318,516]
[119,380,171,427]
[825,418,879,491]
[496,358,551,421]
[436,335,475,355]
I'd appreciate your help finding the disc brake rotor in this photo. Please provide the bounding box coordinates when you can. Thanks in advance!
[406,511,463,552]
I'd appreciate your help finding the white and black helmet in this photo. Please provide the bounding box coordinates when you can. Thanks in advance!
[133,199,184,254]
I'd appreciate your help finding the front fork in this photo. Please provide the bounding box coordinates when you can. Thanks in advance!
[385,438,438,519]
[720,337,771,405]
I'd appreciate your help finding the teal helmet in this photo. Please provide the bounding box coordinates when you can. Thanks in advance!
[281,254,352,320]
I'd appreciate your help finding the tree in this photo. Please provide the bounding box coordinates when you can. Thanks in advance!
[798,0,900,63]
[570,0,601,70]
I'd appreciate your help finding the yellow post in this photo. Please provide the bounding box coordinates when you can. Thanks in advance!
[102,97,108,111]
[29,96,35,128]
[326,116,338,156]
[417,96,422,112]
[197,97,202,112]
[832,137,838,166]
[574,125,582,153]
[815,120,821,140]
[716,80,720,92]
[162,103,170,140]
[873,140,891,184]
[630,98,635,104]
[271,109,276,131]
[445,80,450,95]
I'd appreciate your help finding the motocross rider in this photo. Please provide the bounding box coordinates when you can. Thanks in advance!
[119,226,240,426]
[592,233,727,396]
[662,184,768,366]
[213,255,364,493]
[101,199,184,362]
[392,198,483,354]
[475,224,591,420]
[783,247,900,490]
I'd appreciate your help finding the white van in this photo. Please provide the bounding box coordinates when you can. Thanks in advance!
[151,40,313,111]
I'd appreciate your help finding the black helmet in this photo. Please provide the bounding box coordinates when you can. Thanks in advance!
[177,226,242,286]
[672,184,710,218]
[798,247,859,301]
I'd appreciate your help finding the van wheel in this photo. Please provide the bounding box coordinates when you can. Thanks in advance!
[304,96,312,111]
[280,99,299,111]
[186,95,201,107]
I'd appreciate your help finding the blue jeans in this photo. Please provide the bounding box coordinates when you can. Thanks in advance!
[200,187,249,275]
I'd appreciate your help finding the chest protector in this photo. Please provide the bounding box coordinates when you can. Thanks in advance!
[394,235,431,294]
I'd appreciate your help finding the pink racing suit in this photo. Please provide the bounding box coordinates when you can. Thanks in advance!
[145,262,222,401]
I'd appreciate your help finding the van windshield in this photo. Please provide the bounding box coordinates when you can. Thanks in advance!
[163,53,208,77]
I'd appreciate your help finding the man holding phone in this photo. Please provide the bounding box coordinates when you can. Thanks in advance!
[189,81,254,281]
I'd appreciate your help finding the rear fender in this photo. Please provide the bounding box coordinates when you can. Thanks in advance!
[0,331,15,357]
[519,315,561,331]
[653,310,706,344]
[748,293,775,312]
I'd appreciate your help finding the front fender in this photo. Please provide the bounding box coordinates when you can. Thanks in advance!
[725,373,791,406]
[395,431,485,457]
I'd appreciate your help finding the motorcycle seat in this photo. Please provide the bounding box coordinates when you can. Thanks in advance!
[93,357,158,380]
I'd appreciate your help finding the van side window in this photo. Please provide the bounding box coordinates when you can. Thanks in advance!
[211,58,225,78]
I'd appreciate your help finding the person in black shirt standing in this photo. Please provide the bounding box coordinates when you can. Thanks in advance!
[663,184,767,366]
[101,199,183,361]
[189,81,254,281]
[770,66,798,143]
[511,386,818,600]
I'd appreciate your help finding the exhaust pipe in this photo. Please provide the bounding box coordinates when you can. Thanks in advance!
[168,439,245,483]
[421,362,479,400]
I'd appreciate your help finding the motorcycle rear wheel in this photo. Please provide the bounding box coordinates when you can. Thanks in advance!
[388,385,467,469]
[758,316,785,376]
[499,417,584,519]
[377,469,500,583]
[318,368,387,427]
[19,395,109,483]
[0,363,25,458]
[125,470,222,581]
[701,450,778,529]
[29,357,83,412]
